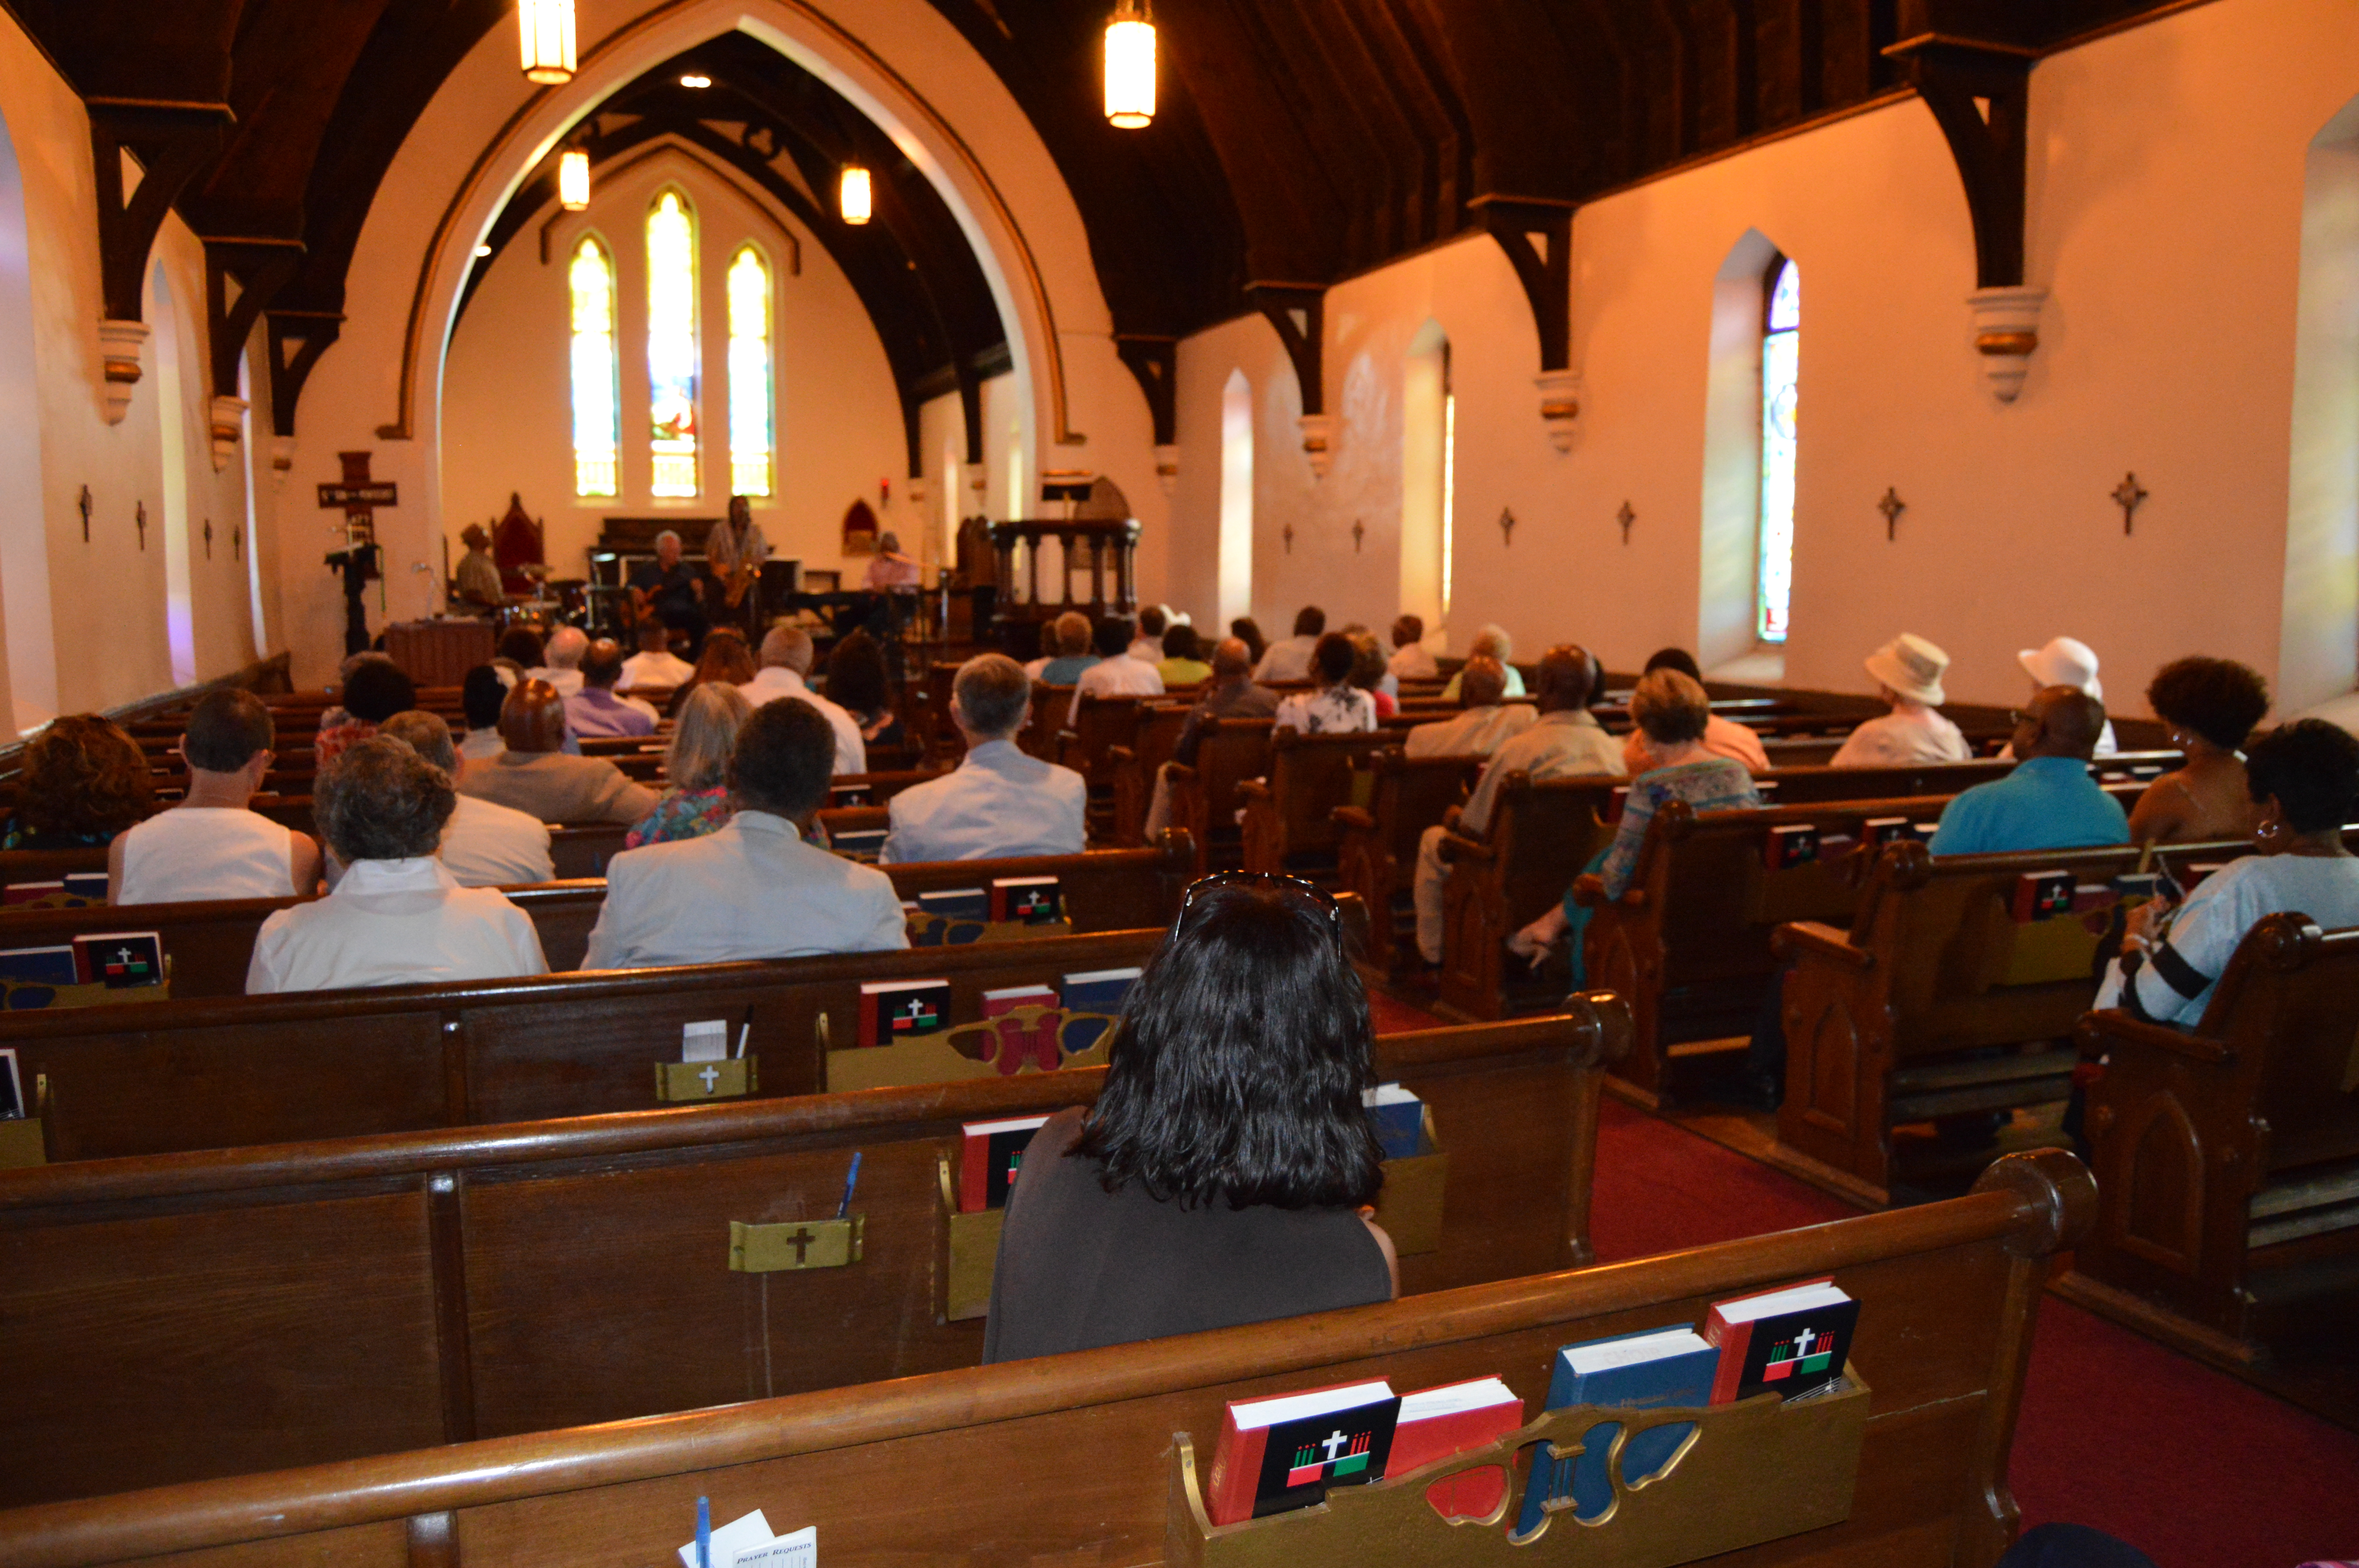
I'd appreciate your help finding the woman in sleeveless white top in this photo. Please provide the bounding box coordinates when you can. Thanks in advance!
[116,808,298,904]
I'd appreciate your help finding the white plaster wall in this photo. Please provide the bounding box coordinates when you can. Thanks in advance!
[1164,0,2359,713]
[442,148,905,588]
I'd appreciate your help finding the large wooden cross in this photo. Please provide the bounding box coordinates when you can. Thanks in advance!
[320,451,397,655]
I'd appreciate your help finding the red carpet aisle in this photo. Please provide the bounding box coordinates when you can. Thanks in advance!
[1581,1099,2359,1566]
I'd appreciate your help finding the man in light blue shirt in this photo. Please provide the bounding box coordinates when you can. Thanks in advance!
[1927,687,2128,857]
[883,654,1088,863]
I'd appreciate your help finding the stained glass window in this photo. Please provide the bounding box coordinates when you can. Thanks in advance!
[726,245,773,497]
[568,235,619,498]
[646,189,700,498]
[1757,257,1800,644]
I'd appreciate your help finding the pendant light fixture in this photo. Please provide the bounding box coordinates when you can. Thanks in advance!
[1104,0,1156,129]
[518,0,576,85]
[558,148,592,211]
[840,165,873,226]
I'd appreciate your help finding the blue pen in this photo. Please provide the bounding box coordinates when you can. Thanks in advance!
[696,1496,710,1568]
[836,1151,863,1218]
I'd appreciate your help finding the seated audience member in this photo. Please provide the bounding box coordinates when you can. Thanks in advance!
[625,684,750,849]
[1926,687,2128,855]
[316,657,416,766]
[583,698,908,968]
[375,711,554,887]
[1037,612,1098,685]
[1077,618,1166,698]
[1388,613,1439,681]
[1022,620,1057,680]
[1143,637,1281,838]
[825,629,905,751]
[983,874,1396,1361]
[1619,648,1770,774]
[458,679,658,825]
[1827,633,1972,767]
[2129,656,2270,845]
[1127,604,1168,663]
[563,638,658,739]
[1347,629,1397,715]
[1439,625,1528,702]
[1404,655,1532,758]
[1274,632,1378,735]
[494,626,543,678]
[529,625,590,697]
[2003,636,2119,758]
[1413,646,1623,966]
[883,654,1087,862]
[1155,622,1213,688]
[667,625,754,718]
[739,625,865,775]
[247,738,548,993]
[1511,669,1762,964]
[3,715,153,850]
[113,691,321,904]
[458,666,509,762]
[1254,606,1327,682]
[1229,616,1269,668]
[2098,719,2359,1027]
[618,622,695,692]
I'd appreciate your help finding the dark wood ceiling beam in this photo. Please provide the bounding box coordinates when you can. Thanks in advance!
[1468,196,1574,374]
[262,309,340,439]
[202,235,302,400]
[1112,336,1179,448]
[1243,281,1326,419]
[1884,7,2037,288]
[88,99,234,322]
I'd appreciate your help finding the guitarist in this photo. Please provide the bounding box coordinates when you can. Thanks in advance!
[703,494,770,639]
[627,528,705,654]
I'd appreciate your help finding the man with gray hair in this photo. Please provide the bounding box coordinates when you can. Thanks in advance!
[377,710,554,887]
[738,624,865,775]
[529,625,591,698]
[1439,625,1527,701]
[627,528,705,652]
[882,653,1086,862]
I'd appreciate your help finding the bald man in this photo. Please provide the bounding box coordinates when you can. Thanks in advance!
[1925,686,2128,857]
[1141,637,1280,840]
[738,625,865,775]
[457,679,658,826]
[1403,656,1533,759]
[529,626,590,698]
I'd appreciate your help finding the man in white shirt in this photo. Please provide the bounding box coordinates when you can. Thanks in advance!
[564,639,660,739]
[1388,614,1439,681]
[378,711,554,887]
[1412,647,1624,964]
[582,698,908,968]
[247,738,549,993]
[112,690,322,904]
[459,680,659,825]
[1253,606,1327,682]
[883,654,1087,862]
[458,667,508,763]
[1077,618,1166,699]
[1127,605,1169,664]
[1828,633,1973,768]
[529,626,589,697]
[618,622,695,693]
[1404,657,1534,759]
[738,625,866,775]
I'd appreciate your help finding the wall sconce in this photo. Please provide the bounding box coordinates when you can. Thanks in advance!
[558,148,591,211]
[1104,0,1156,129]
[1969,286,2046,405]
[840,166,873,226]
[1535,369,1581,454]
[518,0,576,86]
[1298,414,1335,479]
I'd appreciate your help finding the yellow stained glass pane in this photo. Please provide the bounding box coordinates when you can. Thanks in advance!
[647,190,699,498]
[568,236,618,499]
[727,246,772,498]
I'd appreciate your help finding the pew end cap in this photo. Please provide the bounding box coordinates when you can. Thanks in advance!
[1972,1147,2097,1258]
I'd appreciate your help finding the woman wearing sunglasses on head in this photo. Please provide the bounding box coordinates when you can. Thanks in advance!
[982,874,1399,1363]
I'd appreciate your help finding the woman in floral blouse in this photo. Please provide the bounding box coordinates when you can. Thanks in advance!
[625,683,751,848]
[1273,632,1378,735]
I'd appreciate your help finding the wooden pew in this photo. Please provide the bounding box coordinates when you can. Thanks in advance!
[1163,715,1274,873]
[1108,700,1194,846]
[1058,693,1146,843]
[1331,749,1483,973]
[0,1004,1622,1506]
[0,1149,2096,1568]
[1019,682,1077,760]
[1436,773,1622,1021]
[2060,914,2359,1364]
[1237,730,1399,879]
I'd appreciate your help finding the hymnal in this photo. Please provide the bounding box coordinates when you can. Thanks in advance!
[1513,1326,1715,1537]
[1389,1377,1522,1523]
[959,1114,1051,1211]
[1059,966,1140,1051]
[982,984,1061,1073]
[1862,817,1915,849]
[829,826,889,862]
[856,978,951,1047]
[61,871,107,903]
[917,887,990,920]
[72,932,163,988]
[0,1047,22,1118]
[1765,824,1819,870]
[1703,1278,1859,1404]
[990,875,1062,925]
[0,881,62,907]
[2011,871,2075,922]
[1362,1083,1425,1160]
[0,946,82,986]
[1203,1379,1400,1524]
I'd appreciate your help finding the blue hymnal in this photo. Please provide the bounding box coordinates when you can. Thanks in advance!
[1059,967,1140,1051]
[829,827,889,861]
[60,873,108,903]
[917,887,990,920]
[1512,1326,1716,1540]
[1363,1083,1426,1160]
[0,945,81,985]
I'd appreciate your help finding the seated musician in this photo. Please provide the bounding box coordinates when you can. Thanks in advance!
[1076,617,1165,698]
[1617,648,1769,774]
[738,625,865,775]
[1036,612,1097,684]
[3,715,152,851]
[315,656,415,767]
[625,684,749,849]
[2097,719,2359,1027]
[1387,613,1439,681]
[452,523,504,613]
[1827,633,1972,766]
[459,666,509,762]
[1126,604,1168,664]
[582,699,908,969]
[1252,604,1325,683]
[984,874,1398,1362]
[457,679,658,826]
[882,654,1086,862]
[529,626,589,698]
[112,690,322,904]
[376,711,553,887]
[246,738,548,994]
[1439,625,1527,701]
[563,639,658,739]
[1412,646,1623,966]
[1155,622,1212,688]
[1142,636,1280,839]
[1403,655,1532,758]
[626,529,706,655]
[1273,632,1377,735]
[861,530,923,592]
[1925,687,2127,856]
[619,623,696,694]
[2128,656,2271,845]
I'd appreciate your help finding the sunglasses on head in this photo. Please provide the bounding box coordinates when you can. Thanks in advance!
[1174,871,1344,948]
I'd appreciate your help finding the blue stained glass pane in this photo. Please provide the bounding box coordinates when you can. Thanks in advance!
[1767,259,1800,332]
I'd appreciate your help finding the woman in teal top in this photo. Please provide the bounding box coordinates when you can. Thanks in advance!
[1511,668,1763,976]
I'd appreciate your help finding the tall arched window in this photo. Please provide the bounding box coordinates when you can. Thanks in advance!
[1757,256,1800,644]
[568,235,619,497]
[1217,369,1254,626]
[1402,324,1454,634]
[726,245,773,497]
[149,260,196,686]
[646,189,701,497]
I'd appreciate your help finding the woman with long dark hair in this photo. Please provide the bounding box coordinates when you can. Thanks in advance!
[983,874,1398,1361]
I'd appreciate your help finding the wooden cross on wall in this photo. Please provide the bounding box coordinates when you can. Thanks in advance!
[202,519,213,559]
[1351,519,1365,553]
[1499,508,1517,547]
[2112,473,2148,535]
[134,501,145,551]
[1281,522,1294,554]
[1616,502,1636,545]
[1879,488,1906,541]
[76,486,91,543]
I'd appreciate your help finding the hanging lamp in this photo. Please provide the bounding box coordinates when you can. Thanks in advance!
[840,165,873,225]
[558,148,591,211]
[1104,0,1156,129]
[518,0,576,85]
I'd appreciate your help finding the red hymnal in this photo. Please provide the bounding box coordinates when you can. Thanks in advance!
[1387,1378,1524,1523]
[1202,1379,1396,1526]
[2010,871,2074,923]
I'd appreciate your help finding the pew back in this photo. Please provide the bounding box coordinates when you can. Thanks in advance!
[1165,716,1275,873]
[1238,730,1396,875]
[1332,750,1482,972]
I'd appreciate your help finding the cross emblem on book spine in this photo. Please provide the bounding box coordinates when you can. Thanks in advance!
[1319,1429,1351,1462]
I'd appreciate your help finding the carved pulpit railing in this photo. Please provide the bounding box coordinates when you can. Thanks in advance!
[988,519,1142,638]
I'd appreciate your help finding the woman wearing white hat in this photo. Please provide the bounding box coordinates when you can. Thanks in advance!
[2002,637,2117,759]
[1828,634,1972,768]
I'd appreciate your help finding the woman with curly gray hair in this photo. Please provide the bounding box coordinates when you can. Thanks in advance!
[245,737,548,994]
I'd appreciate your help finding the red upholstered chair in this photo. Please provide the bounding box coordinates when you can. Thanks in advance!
[493,492,545,596]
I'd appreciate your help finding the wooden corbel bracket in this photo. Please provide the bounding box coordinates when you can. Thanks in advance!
[1467,194,1576,372]
[1882,33,2036,290]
